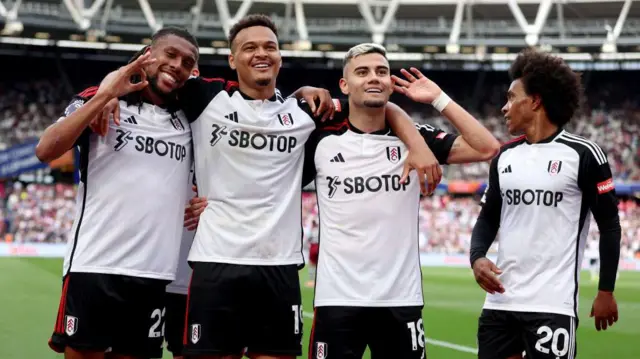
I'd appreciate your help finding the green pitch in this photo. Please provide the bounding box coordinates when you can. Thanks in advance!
[0,258,638,359]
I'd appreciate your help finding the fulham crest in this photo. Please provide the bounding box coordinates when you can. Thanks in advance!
[278,113,294,127]
[547,160,562,176]
[65,315,78,336]
[316,342,328,359]
[386,146,401,163]
[191,324,201,344]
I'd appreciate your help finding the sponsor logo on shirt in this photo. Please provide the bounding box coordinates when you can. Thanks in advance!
[209,124,298,153]
[502,188,564,207]
[597,178,615,194]
[327,174,411,198]
[114,129,188,161]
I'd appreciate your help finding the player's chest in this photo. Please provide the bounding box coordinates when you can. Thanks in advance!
[315,136,415,198]
[95,110,191,164]
[194,100,314,156]
[497,147,579,206]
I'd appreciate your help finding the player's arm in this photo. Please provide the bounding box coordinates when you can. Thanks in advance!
[414,123,458,165]
[290,86,336,122]
[578,147,621,330]
[176,76,230,123]
[469,156,505,294]
[579,150,621,291]
[35,89,102,163]
[36,52,154,162]
[392,67,500,164]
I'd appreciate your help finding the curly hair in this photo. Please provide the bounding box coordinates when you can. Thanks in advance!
[509,48,583,127]
[228,14,278,51]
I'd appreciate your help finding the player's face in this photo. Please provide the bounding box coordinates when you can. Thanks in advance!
[502,79,535,135]
[144,35,198,94]
[339,53,392,108]
[229,26,282,89]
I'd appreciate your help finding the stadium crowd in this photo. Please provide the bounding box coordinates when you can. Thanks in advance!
[3,184,638,260]
[0,71,639,259]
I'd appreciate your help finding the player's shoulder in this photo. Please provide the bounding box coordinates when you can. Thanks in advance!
[555,130,608,165]
[500,135,527,152]
[61,86,98,117]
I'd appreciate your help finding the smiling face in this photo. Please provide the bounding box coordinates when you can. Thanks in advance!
[340,52,393,108]
[228,25,282,89]
[144,34,198,95]
[502,79,538,135]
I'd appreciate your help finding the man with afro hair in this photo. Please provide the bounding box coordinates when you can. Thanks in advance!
[469,48,621,359]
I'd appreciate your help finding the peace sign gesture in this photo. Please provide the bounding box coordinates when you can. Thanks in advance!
[96,51,156,100]
[391,67,443,105]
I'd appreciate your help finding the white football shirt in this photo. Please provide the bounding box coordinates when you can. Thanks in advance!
[480,130,619,317]
[60,89,192,280]
[167,167,197,295]
[305,120,457,307]
[177,79,343,266]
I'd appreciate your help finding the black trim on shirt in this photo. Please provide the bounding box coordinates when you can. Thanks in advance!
[556,133,621,293]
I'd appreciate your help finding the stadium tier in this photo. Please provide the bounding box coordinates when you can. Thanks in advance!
[1,3,640,359]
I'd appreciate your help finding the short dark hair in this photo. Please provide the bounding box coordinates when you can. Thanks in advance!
[228,14,278,51]
[151,26,199,61]
[509,48,583,127]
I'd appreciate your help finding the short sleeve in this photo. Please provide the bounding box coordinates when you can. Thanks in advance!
[577,147,619,225]
[481,156,502,209]
[415,123,458,164]
[57,87,97,122]
[297,98,349,124]
[176,77,229,123]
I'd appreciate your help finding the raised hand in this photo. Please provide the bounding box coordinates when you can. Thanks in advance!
[89,98,121,136]
[96,51,156,100]
[392,67,443,104]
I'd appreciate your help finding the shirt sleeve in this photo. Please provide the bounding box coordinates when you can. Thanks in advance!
[297,98,349,124]
[414,123,458,164]
[57,87,97,146]
[176,77,229,123]
[577,147,621,291]
[469,155,502,267]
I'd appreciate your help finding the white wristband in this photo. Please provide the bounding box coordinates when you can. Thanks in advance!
[431,91,452,113]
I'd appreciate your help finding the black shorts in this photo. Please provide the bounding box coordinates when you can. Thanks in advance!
[49,272,169,358]
[310,306,425,359]
[478,309,578,359]
[165,292,188,356]
[183,262,303,357]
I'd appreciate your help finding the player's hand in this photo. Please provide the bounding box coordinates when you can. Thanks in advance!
[293,86,336,122]
[392,68,443,104]
[590,291,619,331]
[184,185,207,231]
[96,51,155,100]
[89,98,121,136]
[472,257,505,294]
[400,143,442,196]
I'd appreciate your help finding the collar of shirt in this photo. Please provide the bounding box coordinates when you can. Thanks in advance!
[237,89,279,102]
[525,128,563,144]
[348,119,392,136]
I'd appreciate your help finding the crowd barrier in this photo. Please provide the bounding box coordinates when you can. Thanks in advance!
[1,243,638,271]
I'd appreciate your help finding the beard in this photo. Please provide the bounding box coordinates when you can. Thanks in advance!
[147,76,177,103]
[255,78,271,87]
[363,100,386,108]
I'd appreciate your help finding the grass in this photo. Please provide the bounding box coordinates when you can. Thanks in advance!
[0,258,638,358]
